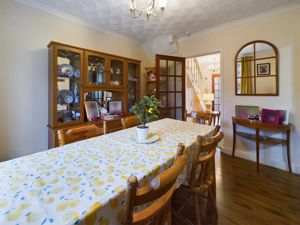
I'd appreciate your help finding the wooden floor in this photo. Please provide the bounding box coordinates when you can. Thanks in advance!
[172,150,300,225]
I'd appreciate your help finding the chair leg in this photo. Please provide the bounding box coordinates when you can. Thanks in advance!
[167,209,172,225]
[208,188,218,224]
[193,195,201,225]
[177,193,191,213]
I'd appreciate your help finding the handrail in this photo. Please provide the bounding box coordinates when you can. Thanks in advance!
[186,58,206,111]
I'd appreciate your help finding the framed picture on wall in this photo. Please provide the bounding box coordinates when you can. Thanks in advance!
[257,63,270,75]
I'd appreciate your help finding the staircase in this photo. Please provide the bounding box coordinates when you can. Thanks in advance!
[186,58,207,111]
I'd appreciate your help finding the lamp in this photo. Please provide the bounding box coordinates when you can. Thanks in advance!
[129,0,167,21]
[203,93,214,112]
[208,57,220,73]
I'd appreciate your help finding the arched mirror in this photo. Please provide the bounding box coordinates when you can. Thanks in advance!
[235,40,278,96]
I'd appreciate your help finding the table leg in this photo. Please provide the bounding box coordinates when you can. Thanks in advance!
[287,129,292,173]
[256,128,260,173]
[232,122,236,157]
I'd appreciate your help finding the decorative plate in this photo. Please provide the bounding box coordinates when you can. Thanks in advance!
[132,133,160,144]
[60,64,75,77]
[58,89,73,104]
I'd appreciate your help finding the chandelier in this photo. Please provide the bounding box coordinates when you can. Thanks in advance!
[208,57,220,73]
[129,0,167,21]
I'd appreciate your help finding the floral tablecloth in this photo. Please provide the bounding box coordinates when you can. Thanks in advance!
[0,118,215,225]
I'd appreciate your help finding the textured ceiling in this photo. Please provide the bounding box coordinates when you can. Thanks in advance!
[16,0,300,44]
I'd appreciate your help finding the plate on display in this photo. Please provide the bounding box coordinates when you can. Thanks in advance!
[58,89,73,104]
[132,133,160,144]
[60,64,75,77]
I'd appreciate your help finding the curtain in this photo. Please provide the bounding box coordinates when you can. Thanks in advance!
[241,56,253,94]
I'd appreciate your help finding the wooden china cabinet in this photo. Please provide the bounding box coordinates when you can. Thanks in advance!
[47,41,141,148]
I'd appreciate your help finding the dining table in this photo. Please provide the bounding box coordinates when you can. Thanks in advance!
[0,118,215,225]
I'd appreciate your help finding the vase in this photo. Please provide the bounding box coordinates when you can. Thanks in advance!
[136,125,149,142]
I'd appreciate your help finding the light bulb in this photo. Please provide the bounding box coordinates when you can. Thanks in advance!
[158,0,167,9]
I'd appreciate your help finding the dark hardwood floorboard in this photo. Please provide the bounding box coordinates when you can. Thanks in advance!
[172,150,300,225]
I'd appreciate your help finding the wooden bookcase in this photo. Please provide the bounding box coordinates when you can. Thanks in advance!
[47,41,141,148]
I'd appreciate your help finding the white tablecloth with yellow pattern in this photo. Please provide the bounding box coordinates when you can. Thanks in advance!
[0,118,215,225]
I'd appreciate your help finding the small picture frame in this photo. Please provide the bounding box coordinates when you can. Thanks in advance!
[235,105,259,119]
[257,63,270,75]
[84,101,100,121]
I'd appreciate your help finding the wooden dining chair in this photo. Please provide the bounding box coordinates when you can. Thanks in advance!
[211,111,221,126]
[121,115,140,129]
[103,118,124,134]
[57,124,103,146]
[173,130,224,225]
[185,110,199,123]
[197,111,213,125]
[123,144,186,225]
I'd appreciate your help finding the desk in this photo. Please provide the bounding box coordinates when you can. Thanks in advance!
[0,118,215,225]
[232,117,292,173]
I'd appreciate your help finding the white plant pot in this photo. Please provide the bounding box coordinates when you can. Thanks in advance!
[136,126,149,142]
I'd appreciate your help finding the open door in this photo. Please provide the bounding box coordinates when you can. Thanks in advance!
[156,54,185,120]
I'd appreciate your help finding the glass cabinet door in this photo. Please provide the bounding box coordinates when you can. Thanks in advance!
[127,61,140,112]
[85,51,107,86]
[109,57,124,86]
[56,47,83,125]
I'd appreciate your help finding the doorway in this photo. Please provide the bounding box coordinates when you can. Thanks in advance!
[185,52,222,119]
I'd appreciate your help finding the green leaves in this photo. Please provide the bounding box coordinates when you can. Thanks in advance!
[131,95,161,128]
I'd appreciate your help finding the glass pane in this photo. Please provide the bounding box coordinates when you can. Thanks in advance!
[237,44,254,61]
[239,60,255,77]
[57,49,81,123]
[168,93,175,107]
[160,76,167,91]
[176,77,182,92]
[256,76,276,94]
[176,108,183,120]
[255,58,276,76]
[237,78,255,94]
[176,61,182,76]
[169,108,175,119]
[160,93,167,108]
[168,61,175,75]
[255,43,276,58]
[128,63,139,111]
[176,93,182,107]
[160,60,167,75]
[168,77,175,91]
[87,55,105,85]
[110,59,123,86]
[236,62,242,78]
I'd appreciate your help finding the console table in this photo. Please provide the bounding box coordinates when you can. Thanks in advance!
[232,117,292,173]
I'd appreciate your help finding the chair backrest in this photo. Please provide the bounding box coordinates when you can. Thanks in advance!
[188,131,224,189]
[123,144,186,225]
[211,111,221,126]
[103,119,123,134]
[121,115,140,129]
[57,124,103,146]
[185,111,199,123]
[197,111,213,125]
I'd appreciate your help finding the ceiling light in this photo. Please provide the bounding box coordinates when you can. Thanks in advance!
[129,0,167,21]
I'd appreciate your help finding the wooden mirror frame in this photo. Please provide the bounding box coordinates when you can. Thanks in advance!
[235,40,279,96]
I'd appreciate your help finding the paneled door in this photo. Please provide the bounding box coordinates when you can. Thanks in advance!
[212,73,221,111]
[156,55,185,120]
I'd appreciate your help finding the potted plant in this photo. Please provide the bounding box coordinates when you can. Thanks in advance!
[131,95,161,141]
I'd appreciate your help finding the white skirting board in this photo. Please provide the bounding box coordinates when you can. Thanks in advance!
[221,146,300,175]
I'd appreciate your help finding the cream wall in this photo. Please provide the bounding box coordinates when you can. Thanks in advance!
[0,0,152,160]
[178,8,300,173]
